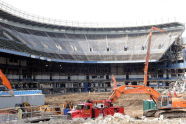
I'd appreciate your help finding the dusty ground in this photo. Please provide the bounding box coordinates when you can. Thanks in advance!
[36,93,186,124]
[45,92,150,117]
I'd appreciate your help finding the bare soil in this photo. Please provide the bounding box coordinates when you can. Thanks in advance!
[45,92,150,117]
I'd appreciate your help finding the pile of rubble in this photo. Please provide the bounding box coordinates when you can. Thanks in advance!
[162,79,186,96]
[22,113,186,124]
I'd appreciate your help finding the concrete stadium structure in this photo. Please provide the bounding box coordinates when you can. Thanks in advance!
[0,2,185,94]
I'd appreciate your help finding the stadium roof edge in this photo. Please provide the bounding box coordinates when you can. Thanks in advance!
[0,19,184,35]
[0,3,184,30]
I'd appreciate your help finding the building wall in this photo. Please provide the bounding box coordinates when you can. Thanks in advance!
[0,39,185,94]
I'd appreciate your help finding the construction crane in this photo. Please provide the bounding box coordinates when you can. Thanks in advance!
[0,69,14,95]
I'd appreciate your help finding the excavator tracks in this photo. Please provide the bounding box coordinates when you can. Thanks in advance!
[156,110,186,118]
[143,110,157,117]
[145,109,186,118]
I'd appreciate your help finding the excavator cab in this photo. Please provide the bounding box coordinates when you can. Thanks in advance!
[160,96,172,109]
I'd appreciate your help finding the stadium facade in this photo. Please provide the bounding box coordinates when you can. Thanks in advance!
[0,2,185,94]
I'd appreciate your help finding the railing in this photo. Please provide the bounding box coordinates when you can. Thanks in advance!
[0,0,185,28]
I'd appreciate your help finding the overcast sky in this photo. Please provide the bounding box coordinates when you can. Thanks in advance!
[2,0,186,24]
[1,0,186,36]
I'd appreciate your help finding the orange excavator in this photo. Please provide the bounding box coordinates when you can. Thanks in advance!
[109,82,186,118]
[0,69,14,95]
[143,26,164,86]
[109,27,186,118]
[111,75,117,90]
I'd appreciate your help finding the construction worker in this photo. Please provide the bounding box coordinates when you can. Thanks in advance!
[17,108,23,120]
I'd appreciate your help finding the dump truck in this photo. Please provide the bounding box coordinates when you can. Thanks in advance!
[67,99,124,119]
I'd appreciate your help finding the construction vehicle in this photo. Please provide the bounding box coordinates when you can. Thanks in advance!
[143,26,165,86]
[112,75,118,90]
[0,69,14,95]
[67,99,124,119]
[109,83,186,118]
[109,27,186,118]
[0,69,45,109]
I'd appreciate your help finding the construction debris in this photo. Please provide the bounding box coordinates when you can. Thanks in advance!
[16,113,186,124]
[2,92,186,123]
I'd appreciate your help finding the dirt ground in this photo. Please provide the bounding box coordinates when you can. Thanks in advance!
[45,92,150,117]
[27,92,186,124]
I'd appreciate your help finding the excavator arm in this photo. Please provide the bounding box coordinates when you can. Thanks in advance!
[0,69,12,90]
[109,85,161,104]
[112,75,117,90]
[143,27,165,86]
[109,26,165,105]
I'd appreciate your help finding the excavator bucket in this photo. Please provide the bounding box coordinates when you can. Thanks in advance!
[0,69,13,90]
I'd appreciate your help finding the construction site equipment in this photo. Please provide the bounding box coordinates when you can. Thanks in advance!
[109,83,186,118]
[143,27,165,86]
[0,69,13,95]
[39,105,62,115]
[67,99,124,119]
[0,69,45,108]
[143,100,156,112]
[109,27,186,118]
[112,75,118,90]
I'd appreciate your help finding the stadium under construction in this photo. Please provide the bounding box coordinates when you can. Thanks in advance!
[0,1,186,95]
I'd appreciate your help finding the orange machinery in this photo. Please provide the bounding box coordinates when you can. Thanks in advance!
[108,27,186,118]
[0,69,12,90]
[0,69,14,95]
[111,75,117,90]
[109,82,186,117]
[143,27,165,86]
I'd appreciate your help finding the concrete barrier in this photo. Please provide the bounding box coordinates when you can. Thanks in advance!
[0,90,45,109]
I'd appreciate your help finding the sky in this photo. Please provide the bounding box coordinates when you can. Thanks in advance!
[1,0,186,24]
[1,0,186,36]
